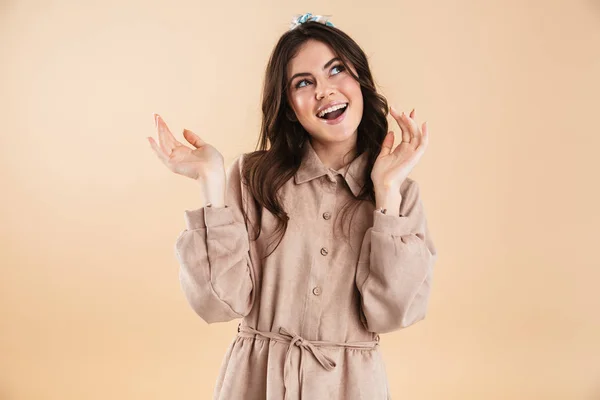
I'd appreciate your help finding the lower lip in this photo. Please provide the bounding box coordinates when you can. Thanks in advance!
[319,105,348,125]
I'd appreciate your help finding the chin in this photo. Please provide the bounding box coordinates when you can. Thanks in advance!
[319,127,358,144]
[326,121,360,141]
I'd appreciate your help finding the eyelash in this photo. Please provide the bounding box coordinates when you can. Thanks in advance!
[295,64,346,89]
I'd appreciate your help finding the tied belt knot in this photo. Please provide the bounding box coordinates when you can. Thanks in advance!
[237,323,380,400]
[281,326,337,371]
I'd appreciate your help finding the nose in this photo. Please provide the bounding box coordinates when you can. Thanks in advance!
[315,83,335,100]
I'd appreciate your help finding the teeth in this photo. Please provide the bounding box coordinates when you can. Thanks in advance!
[318,103,348,118]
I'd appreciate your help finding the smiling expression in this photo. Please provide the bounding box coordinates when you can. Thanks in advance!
[286,39,363,144]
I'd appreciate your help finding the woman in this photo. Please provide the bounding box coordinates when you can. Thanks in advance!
[148,13,437,400]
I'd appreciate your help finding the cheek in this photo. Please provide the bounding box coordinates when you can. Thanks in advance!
[340,76,361,96]
[345,79,363,109]
[291,93,313,116]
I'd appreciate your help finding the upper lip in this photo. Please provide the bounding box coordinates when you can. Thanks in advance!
[316,101,348,116]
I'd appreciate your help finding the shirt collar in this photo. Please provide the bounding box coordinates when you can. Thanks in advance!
[293,139,369,197]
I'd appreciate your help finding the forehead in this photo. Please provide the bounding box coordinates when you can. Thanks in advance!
[287,40,337,75]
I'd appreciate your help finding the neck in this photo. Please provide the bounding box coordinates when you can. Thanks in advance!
[309,133,358,171]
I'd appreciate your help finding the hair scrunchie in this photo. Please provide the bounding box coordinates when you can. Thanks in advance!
[289,13,335,30]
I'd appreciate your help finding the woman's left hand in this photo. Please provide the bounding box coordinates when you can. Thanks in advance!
[371,107,430,191]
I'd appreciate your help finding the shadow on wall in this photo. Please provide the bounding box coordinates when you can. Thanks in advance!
[593,382,600,400]
[589,0,600,19]
[0,0,14,12]
[0,386,13,400]
[0,0,16,23]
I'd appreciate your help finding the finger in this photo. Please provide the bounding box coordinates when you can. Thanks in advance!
[418,121,429,149]
[154,114,178,155]
[409,109,422,147]
[147,136,170,164]
[402,111,421,148]
[378,131,395,157]
[410,123,428,157]
[183,128,207,149]
[389,106,411,143]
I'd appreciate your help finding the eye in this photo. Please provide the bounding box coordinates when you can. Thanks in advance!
[293,64,346,89]
[295,79,311,89]
[331,64,346,75]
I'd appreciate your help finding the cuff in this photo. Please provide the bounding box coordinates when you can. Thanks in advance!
[184,206,235,230]
[372,209,412,236]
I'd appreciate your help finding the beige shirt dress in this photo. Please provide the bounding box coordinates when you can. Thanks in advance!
[175,139,438,400]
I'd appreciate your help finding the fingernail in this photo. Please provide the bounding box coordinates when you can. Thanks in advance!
[153,113,159,127]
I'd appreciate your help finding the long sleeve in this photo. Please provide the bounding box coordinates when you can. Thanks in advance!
[355,179,438,334]
[174,154,256,324]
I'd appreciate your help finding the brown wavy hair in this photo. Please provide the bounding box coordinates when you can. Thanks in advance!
[241,21,390,259]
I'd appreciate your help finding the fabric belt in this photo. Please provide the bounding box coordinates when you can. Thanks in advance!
[237,323,380,400]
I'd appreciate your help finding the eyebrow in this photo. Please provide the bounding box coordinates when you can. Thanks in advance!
[288,57,341,86]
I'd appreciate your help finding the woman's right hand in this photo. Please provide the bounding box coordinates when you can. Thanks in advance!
[147,113,225,182]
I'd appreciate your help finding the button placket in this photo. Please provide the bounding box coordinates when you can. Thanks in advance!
[304,177,337,339]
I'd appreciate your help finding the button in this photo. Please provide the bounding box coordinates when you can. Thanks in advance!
[320,247,328,256]
[312,286,322,296]
[323,212,331,220]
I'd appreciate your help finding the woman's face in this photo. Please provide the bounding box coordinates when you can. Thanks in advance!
[286,39,363,145]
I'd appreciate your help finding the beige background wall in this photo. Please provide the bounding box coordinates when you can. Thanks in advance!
[1,1,599,399]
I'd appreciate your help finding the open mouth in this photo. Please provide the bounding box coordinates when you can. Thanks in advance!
[317,103,348,120]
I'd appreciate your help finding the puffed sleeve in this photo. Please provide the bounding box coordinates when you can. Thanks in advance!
[355,179,438,333]
[174,153,256,324]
